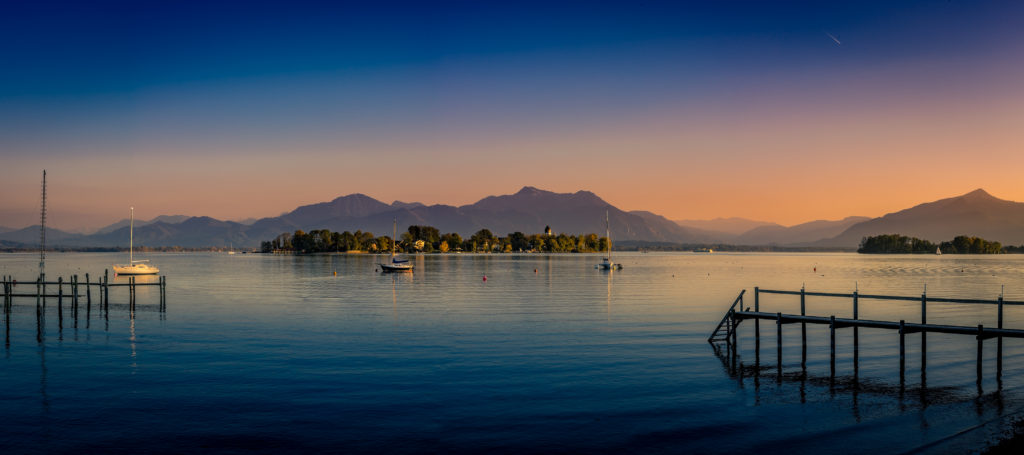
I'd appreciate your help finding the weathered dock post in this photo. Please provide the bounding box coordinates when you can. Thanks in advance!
[921,288,928,379]
[130,276,136,310]
[998,291,1004,382]
[104,269,109,309]
[829,315,836,379]
[73,275,80,327]
[921,286,927,325]
[754,287,760,340]
[57,276,64,324]
[776,312,783,379]
[800,285,807,369]
[86,273,91,308]
[899,320,906,386]
[977,324,984,386]
[159,275,166,311]
[853,286,860,384]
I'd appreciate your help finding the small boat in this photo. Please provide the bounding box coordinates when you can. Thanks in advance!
[113,207,159,275]
[596,210,623,270]
[693,247,713,253]
[936,247,942,255]
[380,218,413,273]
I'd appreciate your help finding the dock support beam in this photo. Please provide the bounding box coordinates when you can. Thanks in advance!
[998,295,1004,382]
[776,312,783,378]
[830,315,836,379]
[899,320,906,386]
[754,287,759,340]
[977,324,984,386]
[800,286,807,369]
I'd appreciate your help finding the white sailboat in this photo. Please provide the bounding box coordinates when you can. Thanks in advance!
[380,218,413,272]
[596,210,623,270]
[113,207,159,275]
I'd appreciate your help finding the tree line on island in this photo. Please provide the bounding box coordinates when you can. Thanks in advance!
[858,234,1024,254]
[261,225,611,254]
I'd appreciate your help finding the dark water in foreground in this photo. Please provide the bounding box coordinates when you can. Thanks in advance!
[3,252,1024,453]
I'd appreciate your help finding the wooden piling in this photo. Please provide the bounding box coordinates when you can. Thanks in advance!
[977,324,984,385]
[998,294,1004,380]
[754,287,760,340]
[104,269,109,308]
[899,320,906,385]
[830,315,836,378]
[777,312,783,378]
[800,286,807,369]
[921,292,927,324]
[853,290,859,320]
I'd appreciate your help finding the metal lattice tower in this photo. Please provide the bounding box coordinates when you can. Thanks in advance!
[40,170,46,279]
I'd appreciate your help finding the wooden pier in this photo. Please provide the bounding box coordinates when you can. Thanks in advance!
[2,270,166,346]
[709,286,1024,387]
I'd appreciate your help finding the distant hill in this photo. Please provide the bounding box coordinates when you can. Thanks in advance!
[243,186,712,246]
[675,217,778,236]
[88,216,252,248]
[815,189,1024,247]
[0,226,14,235]
[0,225,85,246]
[7,187,1018,249]
[0,187,710,248]
[94,215,192,235]
[735,216,870,246]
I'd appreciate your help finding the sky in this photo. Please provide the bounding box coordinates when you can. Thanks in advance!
[2,0,1023,231]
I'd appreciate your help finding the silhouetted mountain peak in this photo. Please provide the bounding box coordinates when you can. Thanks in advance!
[960,188,996,200]
[330,193,374,203]
[516,186,546,196]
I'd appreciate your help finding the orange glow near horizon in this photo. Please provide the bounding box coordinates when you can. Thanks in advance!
[3,3,1024,231]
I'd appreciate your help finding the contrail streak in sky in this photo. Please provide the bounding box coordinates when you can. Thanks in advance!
[826,32,842,45]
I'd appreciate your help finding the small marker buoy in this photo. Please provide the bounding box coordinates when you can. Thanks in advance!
[333,271,337,276]
[483,275,487,282]
[534,269,538,273]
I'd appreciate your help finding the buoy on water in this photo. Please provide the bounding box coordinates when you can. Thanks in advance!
[333,270,337,276]
[534,269,538,273]
[483,275,487,282]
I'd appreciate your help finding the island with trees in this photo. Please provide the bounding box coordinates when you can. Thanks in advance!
[261,225,610,254]
[857,234,1018,254]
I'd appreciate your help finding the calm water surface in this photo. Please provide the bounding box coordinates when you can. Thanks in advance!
[3,252,1024,453]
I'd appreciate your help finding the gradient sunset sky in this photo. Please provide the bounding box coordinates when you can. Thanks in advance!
[2,1,1023,230]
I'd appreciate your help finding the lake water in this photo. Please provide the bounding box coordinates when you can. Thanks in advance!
[3,252,1024,453]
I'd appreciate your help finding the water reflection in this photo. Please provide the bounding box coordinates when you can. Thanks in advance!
[605,268,614,319]
[712,341,995,416]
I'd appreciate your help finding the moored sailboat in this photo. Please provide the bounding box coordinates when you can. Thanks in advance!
[380,218,413,272]
[113,207,159,275]
[596,210,623,270]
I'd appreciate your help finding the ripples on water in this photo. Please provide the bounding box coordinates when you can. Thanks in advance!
[2,252,1024,453]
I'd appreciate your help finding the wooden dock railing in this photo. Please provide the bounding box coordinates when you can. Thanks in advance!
[710,286,1022,387]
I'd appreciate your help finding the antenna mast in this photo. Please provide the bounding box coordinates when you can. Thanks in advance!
[40,170,47,279]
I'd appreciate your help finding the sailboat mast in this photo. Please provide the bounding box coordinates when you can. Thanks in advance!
[39,170,46,280]
[129,207,134,264]
[606,210,611,258]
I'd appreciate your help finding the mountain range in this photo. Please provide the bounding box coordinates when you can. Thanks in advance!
[1,187,1022,249]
